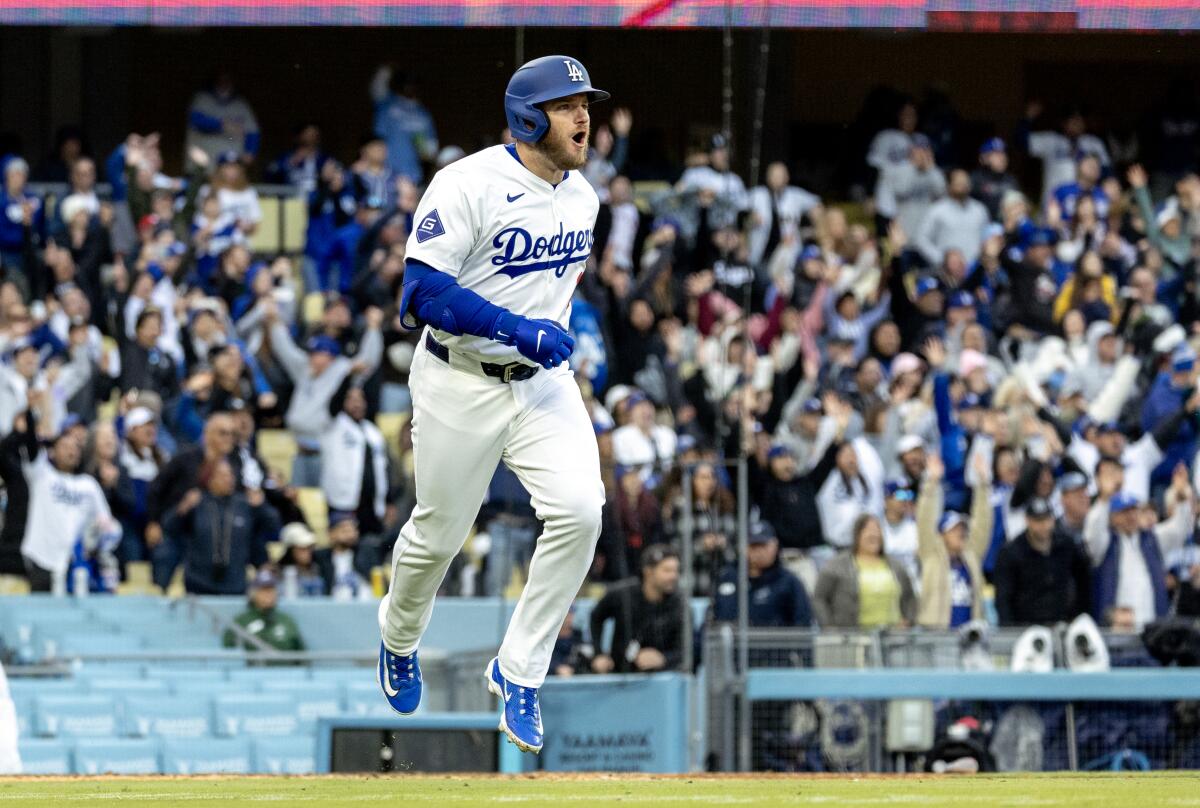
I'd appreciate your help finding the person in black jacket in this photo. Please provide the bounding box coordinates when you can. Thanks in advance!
[713,523,813,627]
[145,412,241,589]
[589,544,689,675]
[752,440,839,553]
[314,512,380,599]
[0,407,37,575]
[118,307,178,401]
[163,457,279,595]
[992,498,1092,626]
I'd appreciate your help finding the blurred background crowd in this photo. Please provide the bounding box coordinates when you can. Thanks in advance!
[0,62,1199,678]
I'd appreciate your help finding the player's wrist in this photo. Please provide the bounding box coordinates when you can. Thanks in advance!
[491,311,521,346]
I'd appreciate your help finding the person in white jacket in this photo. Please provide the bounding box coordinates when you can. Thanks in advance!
[321,384,392,537]
[817,436,885,550]
[747,162,823,267]
[18,412,118,591]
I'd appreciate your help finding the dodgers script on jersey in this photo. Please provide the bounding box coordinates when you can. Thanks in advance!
[405,144,599,364]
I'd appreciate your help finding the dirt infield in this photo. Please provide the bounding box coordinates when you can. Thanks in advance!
[2,771,1199,807]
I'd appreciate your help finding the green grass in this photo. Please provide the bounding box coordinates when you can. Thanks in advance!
[1,773,1199,807]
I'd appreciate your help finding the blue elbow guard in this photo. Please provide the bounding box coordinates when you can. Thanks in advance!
[401,259,509,340]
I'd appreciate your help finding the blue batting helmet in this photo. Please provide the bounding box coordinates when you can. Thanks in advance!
[504,55,610,143]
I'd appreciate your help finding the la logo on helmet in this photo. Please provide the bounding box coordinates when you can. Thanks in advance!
[563,61,584,82]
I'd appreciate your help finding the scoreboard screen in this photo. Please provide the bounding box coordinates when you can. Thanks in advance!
[0,1,1196,29]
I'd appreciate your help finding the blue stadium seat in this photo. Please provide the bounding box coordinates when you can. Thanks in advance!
[88,678,169,695]
[10,693,32,737]
[121,696,213,739]
[212,694,300,737]
[49,632,145,657]
[16,739,72,774]
[161,738,252,775]
[72,738,161,775]
[257,682,341,729]
[7,678,79,700]
[34,695,118,737]
[341,680,399,718]
[253,736,316,775]
[227,667,311,684]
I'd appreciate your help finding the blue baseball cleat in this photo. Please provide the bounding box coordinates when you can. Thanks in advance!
[378,643,422,715]
[485,657,543,753]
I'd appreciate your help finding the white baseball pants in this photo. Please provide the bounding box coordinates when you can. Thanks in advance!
[380,339,604,688]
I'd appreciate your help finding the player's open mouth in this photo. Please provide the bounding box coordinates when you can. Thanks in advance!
[572,131,587,146]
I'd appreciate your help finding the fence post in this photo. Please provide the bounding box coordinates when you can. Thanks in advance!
[735,454,751,772]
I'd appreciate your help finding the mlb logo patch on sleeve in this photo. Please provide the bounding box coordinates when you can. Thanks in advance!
[416,209,445,243]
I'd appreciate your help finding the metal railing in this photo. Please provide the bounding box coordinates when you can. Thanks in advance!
[703,624,1192,773]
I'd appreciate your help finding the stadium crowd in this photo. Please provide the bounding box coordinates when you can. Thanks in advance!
[0,69,1199,677]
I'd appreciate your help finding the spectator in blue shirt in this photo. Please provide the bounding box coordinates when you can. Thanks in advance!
[265,123,328,194]
[1142,347,1199,489]
[0,157,42,294]
[1051,153,1109,222]
[370,65,438,183]
[185,73,260,169]
[714,522,813,628]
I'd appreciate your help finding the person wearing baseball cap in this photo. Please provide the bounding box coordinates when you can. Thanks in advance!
[874,131,944,254]
[915,454,994,629]
[279,523,325,597]
[1084,465,1194,630]
[1141,343,1200,492]
[757,433,843,555]
[971,136,1019,221]
[713,521,813,628]
[1056,471,1091,544]
[895,435,927,489]
[993,497,1091,627]
[222,567,306,652]
[882,479,920,591]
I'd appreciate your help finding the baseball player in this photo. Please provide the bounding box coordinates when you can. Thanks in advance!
[376,55,609,754]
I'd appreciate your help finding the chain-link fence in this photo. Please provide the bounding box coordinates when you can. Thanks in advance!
[704,625,1200,773]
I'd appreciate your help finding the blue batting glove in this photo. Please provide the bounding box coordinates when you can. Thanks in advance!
[493,313,574,369]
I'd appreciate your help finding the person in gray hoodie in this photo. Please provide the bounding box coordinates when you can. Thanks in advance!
[1066,320,1121,402]
[915,169,990,267]
[874,134,945,244]
[263,300,383,486]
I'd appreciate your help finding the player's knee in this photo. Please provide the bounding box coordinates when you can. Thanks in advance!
[548,491,603,538]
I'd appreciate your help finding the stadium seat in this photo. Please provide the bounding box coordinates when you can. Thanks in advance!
[301,291,326,326]
[161,737,253,775]
[213,693,300,737]
[227,667,311,684]
[280,195,308,253]
[0,574,30,594]
[72,738,161,775]
[248,196,281,253]
[16,739,72,774]
[116,561,158,595]
[254,736,316,775]
[144,667,230,694]
[122,696,213,739]
[257,429,299,484]
[50,631,145,658]
[375,412,409,457]
[342,680,399,718]
[34,695,118,737]
[88,678,169,695]
[295,487,329,546]
[257,681,341,728]
[10,693,31,737]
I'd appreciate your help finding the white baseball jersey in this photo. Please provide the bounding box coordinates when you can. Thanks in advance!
[405,144,598,365]
[20,452,115,574]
